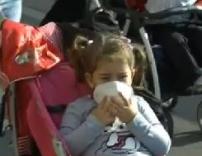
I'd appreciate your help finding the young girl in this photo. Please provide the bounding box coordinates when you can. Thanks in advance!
[60,33,171,156]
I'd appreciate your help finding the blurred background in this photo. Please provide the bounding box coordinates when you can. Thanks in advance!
[22,0,55,25]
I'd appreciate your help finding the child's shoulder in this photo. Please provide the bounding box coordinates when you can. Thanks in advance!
[132,94,150,108]
[132,94,146,103]
[68,95,95,110]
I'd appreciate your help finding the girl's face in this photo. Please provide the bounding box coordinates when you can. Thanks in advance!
[85,59,135,89]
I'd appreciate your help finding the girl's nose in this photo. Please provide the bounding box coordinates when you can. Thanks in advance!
[110,76,118,82]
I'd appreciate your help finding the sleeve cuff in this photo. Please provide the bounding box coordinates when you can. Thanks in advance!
[127,112,152,138]
[85,114,105,132]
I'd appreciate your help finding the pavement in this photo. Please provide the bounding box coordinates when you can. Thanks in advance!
[0,0,202,156]
[168,95,202,156]
[22,0,55,25]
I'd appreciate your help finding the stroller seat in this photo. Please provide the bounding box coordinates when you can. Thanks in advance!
[15,62,90,156]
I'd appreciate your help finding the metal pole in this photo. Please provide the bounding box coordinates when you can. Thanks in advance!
[139,27,161,99]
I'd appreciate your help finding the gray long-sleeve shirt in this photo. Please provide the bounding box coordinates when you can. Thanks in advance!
[60,95,171,156]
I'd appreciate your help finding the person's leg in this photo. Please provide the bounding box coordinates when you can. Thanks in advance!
[0,0,22,22]
[40,0,86,25]
[185,24,202,67]
[148,25,201,91]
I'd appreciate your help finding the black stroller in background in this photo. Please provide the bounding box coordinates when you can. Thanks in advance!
[101,1,202,132]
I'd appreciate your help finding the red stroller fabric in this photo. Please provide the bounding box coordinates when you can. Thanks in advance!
[16,62,90,156]
[0,20,63,84]
[0,20,91,155]
[196,0,202,6]
[125,0,202,11]
[126,0,147,12]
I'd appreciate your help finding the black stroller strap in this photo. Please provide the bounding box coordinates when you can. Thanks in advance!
[47,105,67,113]
[0,90,8,136]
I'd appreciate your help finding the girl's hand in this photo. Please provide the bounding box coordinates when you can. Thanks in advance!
[111,93,138,123]
[91,96,116,126]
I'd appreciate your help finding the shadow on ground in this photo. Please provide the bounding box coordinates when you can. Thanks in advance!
[173,130,202,147]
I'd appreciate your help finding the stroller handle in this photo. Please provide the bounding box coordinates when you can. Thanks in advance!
[102,0,202,25]
[144,6,202,21]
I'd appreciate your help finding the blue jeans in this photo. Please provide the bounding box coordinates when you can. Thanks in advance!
[0,0,22,22]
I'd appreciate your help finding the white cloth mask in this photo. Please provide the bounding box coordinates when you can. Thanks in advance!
[93,81,134,104]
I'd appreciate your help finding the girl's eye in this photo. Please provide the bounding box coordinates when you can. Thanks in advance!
[101,77,110,81]
[118,75,127,81]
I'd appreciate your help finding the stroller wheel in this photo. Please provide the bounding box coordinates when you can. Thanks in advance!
[162,96,178,111]
[197,101,202,131]
[161,109,174,139]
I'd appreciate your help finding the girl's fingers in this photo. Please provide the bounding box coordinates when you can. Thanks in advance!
[99,96,107,109]
[111,94,128,108]
[100,96,110,112]
[118,92,129,106]
[101,97,118,116]
[110,108,118,116]
[111,98,121,108]
[114,104,120,113]
[110,97,123,112]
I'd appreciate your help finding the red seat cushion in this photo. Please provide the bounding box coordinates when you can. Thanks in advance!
[15,62,90,156]
[33,62,90,128]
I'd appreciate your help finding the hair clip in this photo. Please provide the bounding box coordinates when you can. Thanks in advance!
[120,36,133,50]
[88,40,94,45]
[126,38,131,44]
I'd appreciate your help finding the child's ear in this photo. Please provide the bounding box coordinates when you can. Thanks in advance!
[131,68,136,78]
[85,73,94,89]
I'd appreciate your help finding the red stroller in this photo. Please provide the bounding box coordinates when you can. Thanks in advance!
[0,19,90,156]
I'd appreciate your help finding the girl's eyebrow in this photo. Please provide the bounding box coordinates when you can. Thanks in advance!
[119,72,127,74]
[99,72,127,76]
[99,73,110,76]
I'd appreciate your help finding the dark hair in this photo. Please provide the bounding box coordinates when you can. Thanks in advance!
[69,32,146,83]
[56,22,97,58]
[132,43,147,86]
